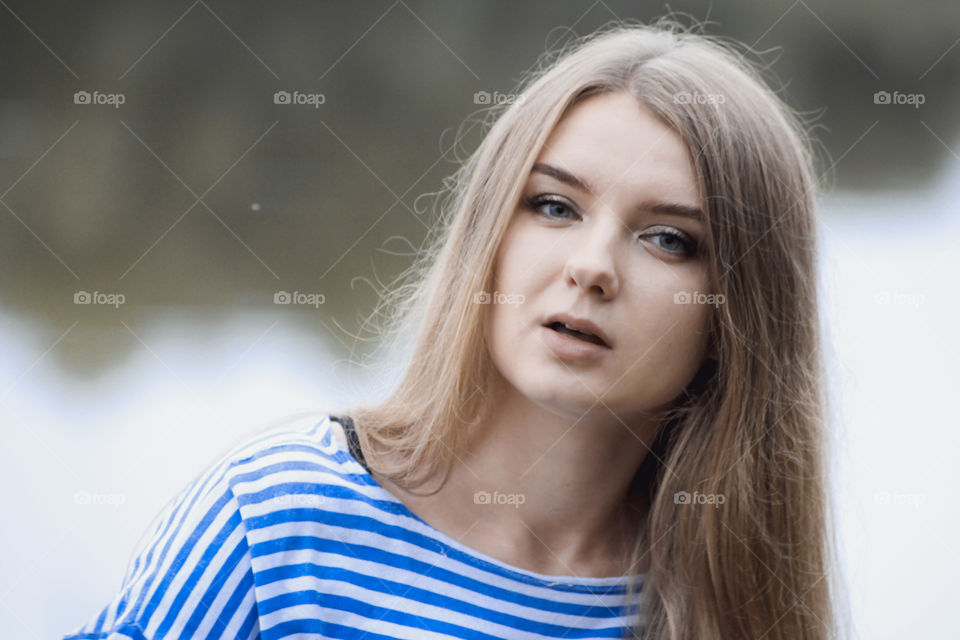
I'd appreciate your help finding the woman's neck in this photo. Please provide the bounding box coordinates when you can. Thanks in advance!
[374,382,659,577]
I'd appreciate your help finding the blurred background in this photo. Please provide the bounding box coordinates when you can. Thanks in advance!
[0,1,957,638]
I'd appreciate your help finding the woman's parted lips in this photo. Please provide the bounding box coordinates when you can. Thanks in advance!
[542,312,612,348]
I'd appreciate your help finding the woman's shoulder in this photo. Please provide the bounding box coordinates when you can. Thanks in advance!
[217,412,365,487]
[61,412,370,640]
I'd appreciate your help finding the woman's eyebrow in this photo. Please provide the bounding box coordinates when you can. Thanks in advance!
[531,162,596,194]
[530,162,705,223]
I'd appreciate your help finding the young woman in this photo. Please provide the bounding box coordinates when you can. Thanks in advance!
[64,19,841,640]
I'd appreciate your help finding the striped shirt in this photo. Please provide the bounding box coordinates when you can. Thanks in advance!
[63,414,646,639]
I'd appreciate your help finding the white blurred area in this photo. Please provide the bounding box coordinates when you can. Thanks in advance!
[820,155,960,640]
[1,160,958,639]
[0,310,396,639]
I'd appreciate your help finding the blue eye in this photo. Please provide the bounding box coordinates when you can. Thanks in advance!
[528,196,577,220]
[646,229,697,256]
[526,194,698,257]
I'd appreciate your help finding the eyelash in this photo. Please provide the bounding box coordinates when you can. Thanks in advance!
[526,195,698,257]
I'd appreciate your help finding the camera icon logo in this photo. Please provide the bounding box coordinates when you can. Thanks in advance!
[674,291,691,304]
[274,291,292,304]
[274,91,291,105]
[873,91,891,105]
[473,491,491,504]
[74,291,91,304]
[74,91,91,105]
[473,91,491,105]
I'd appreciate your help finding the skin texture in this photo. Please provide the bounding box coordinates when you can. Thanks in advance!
[379,91,716,578]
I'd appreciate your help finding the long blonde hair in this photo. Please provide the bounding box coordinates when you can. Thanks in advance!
[350,18,844,640]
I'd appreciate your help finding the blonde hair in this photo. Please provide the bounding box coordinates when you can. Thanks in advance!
[350,18,844,640]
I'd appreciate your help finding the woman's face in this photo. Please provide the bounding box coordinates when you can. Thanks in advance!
[484,91,715,421]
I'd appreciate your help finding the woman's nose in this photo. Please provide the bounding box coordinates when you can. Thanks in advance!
[562,218,620,300]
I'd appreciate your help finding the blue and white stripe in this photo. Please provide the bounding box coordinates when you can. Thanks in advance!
[64,415,645,639]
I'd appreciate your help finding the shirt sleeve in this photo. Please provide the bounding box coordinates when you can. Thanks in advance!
[62,457,260,640]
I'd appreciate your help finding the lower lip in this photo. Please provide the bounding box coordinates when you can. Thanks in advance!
[540,325,611,361]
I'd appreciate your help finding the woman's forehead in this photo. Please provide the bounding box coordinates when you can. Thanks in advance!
[531,93,702,211]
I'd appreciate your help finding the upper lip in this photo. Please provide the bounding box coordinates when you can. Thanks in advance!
[542,313,613,348]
